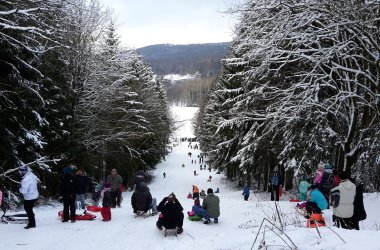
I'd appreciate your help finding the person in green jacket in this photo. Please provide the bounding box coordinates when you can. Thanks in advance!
[299,177,311,201]
[202,188,220,224]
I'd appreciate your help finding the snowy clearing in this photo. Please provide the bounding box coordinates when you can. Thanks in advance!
[1,106,379,250]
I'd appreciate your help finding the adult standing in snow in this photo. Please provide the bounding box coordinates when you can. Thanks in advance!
[352,182,366,230]
[305,185,327,217]
[330,171,356,229]
[107,169,123,208]
[270,168,281,201]
[242,185,250,201]
[75,169,89,210]
[299,177,311,202]
[319,164,334,208]
[202,188,220,224]
[60,166,77,222]
[156,193,184,234]
[19,166,39,229]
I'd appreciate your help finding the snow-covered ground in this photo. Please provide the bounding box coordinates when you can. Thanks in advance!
[1,106,380,250]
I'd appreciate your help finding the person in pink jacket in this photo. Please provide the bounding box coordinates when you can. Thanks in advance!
[313,163,325,188]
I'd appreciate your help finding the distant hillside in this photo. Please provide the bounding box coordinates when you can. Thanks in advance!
[137,42,230,77]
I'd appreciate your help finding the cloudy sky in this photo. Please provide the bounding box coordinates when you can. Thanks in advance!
[99,0,243,48]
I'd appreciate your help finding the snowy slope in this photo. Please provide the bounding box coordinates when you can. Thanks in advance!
[1,106,379,250]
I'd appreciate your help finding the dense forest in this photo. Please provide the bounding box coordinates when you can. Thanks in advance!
[0,0,172,199]
[196,0,380,191]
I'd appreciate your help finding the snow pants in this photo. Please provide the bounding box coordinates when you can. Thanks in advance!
[101,206,111,221]
[111,189,121,207]
[63,197,76,221]
[271,185,280,201]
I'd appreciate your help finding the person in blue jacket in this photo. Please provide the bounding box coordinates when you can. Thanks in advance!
[306,184,328,216]
[242,185,250,201]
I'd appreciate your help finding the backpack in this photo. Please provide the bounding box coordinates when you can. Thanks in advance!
[272,175,279,186]
[321,172,333,189]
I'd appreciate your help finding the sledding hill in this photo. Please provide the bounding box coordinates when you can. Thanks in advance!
[1,106,379,250]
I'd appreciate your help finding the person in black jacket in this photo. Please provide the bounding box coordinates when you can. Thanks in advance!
[156,193,184,234]
[75,169,89,210]
[131,182,153,214]
[60,167,77,223]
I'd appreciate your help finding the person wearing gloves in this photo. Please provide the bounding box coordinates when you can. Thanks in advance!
[19,166,39,229]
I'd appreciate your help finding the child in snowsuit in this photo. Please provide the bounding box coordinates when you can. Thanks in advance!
[101,183,112,221]
[92,182,103,206]
[242,185,250,201]
[299,177,311,202]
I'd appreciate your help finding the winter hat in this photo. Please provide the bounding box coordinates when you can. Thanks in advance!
[324,164,333,170]
[63,166,72,174]
[309,184,317,190]
[104,183,111,188]
[168,194,175,203]
[340,171,350,180]
[317,162,325,170]
[19,166,29,176]
[207,188,213,194]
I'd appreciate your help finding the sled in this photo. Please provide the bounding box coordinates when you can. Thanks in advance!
[58,211,96,220]
[289,198,300,202]
[307,213,325,228]
[164,227,178,237]
[134,210,154,218]
[1,212,29,224]
[86,206,102,212]
[188,215,202,221]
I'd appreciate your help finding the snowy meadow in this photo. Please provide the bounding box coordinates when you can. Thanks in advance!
[1,107,379,250]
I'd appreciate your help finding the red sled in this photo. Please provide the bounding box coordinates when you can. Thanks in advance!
[58,211,96,220]
[289,198,300,202]
[86,206,102,212]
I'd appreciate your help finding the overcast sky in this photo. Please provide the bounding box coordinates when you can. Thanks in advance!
[99,0,243,48]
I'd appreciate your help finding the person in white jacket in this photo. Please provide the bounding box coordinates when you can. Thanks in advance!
[330,171,356,229]
[19,166,39,229]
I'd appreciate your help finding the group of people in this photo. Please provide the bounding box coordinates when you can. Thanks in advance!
[297,163,366,230]
[60,166,123,223]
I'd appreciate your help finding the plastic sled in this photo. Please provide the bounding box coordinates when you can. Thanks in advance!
[306,213,325,228]
[289,198,300,202]
[58,211,96,220]
[86,206,102,212]
[188,215,202,221]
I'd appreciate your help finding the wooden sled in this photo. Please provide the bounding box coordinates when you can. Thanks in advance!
[164,227,178,237]
[134,210,153,218]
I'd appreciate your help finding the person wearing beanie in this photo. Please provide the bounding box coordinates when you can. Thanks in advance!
[313,163,325,187]
[305,184,328,217]
[19,166,39,229]
[299,176,311,202]
[330,171,356,229]
[156,193,184,234]
[107,169,123,208]
[202,188,220,224]
[131,182,158,215]
[60,166,77,222]
[100,183,112,221]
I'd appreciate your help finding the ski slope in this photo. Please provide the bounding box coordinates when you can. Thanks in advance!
[1,106,380,250]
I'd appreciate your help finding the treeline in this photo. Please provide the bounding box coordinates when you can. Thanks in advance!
[137,43,229,77]
[163,76,215,107]
[196,0,380,191]
[0,0,172,197]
